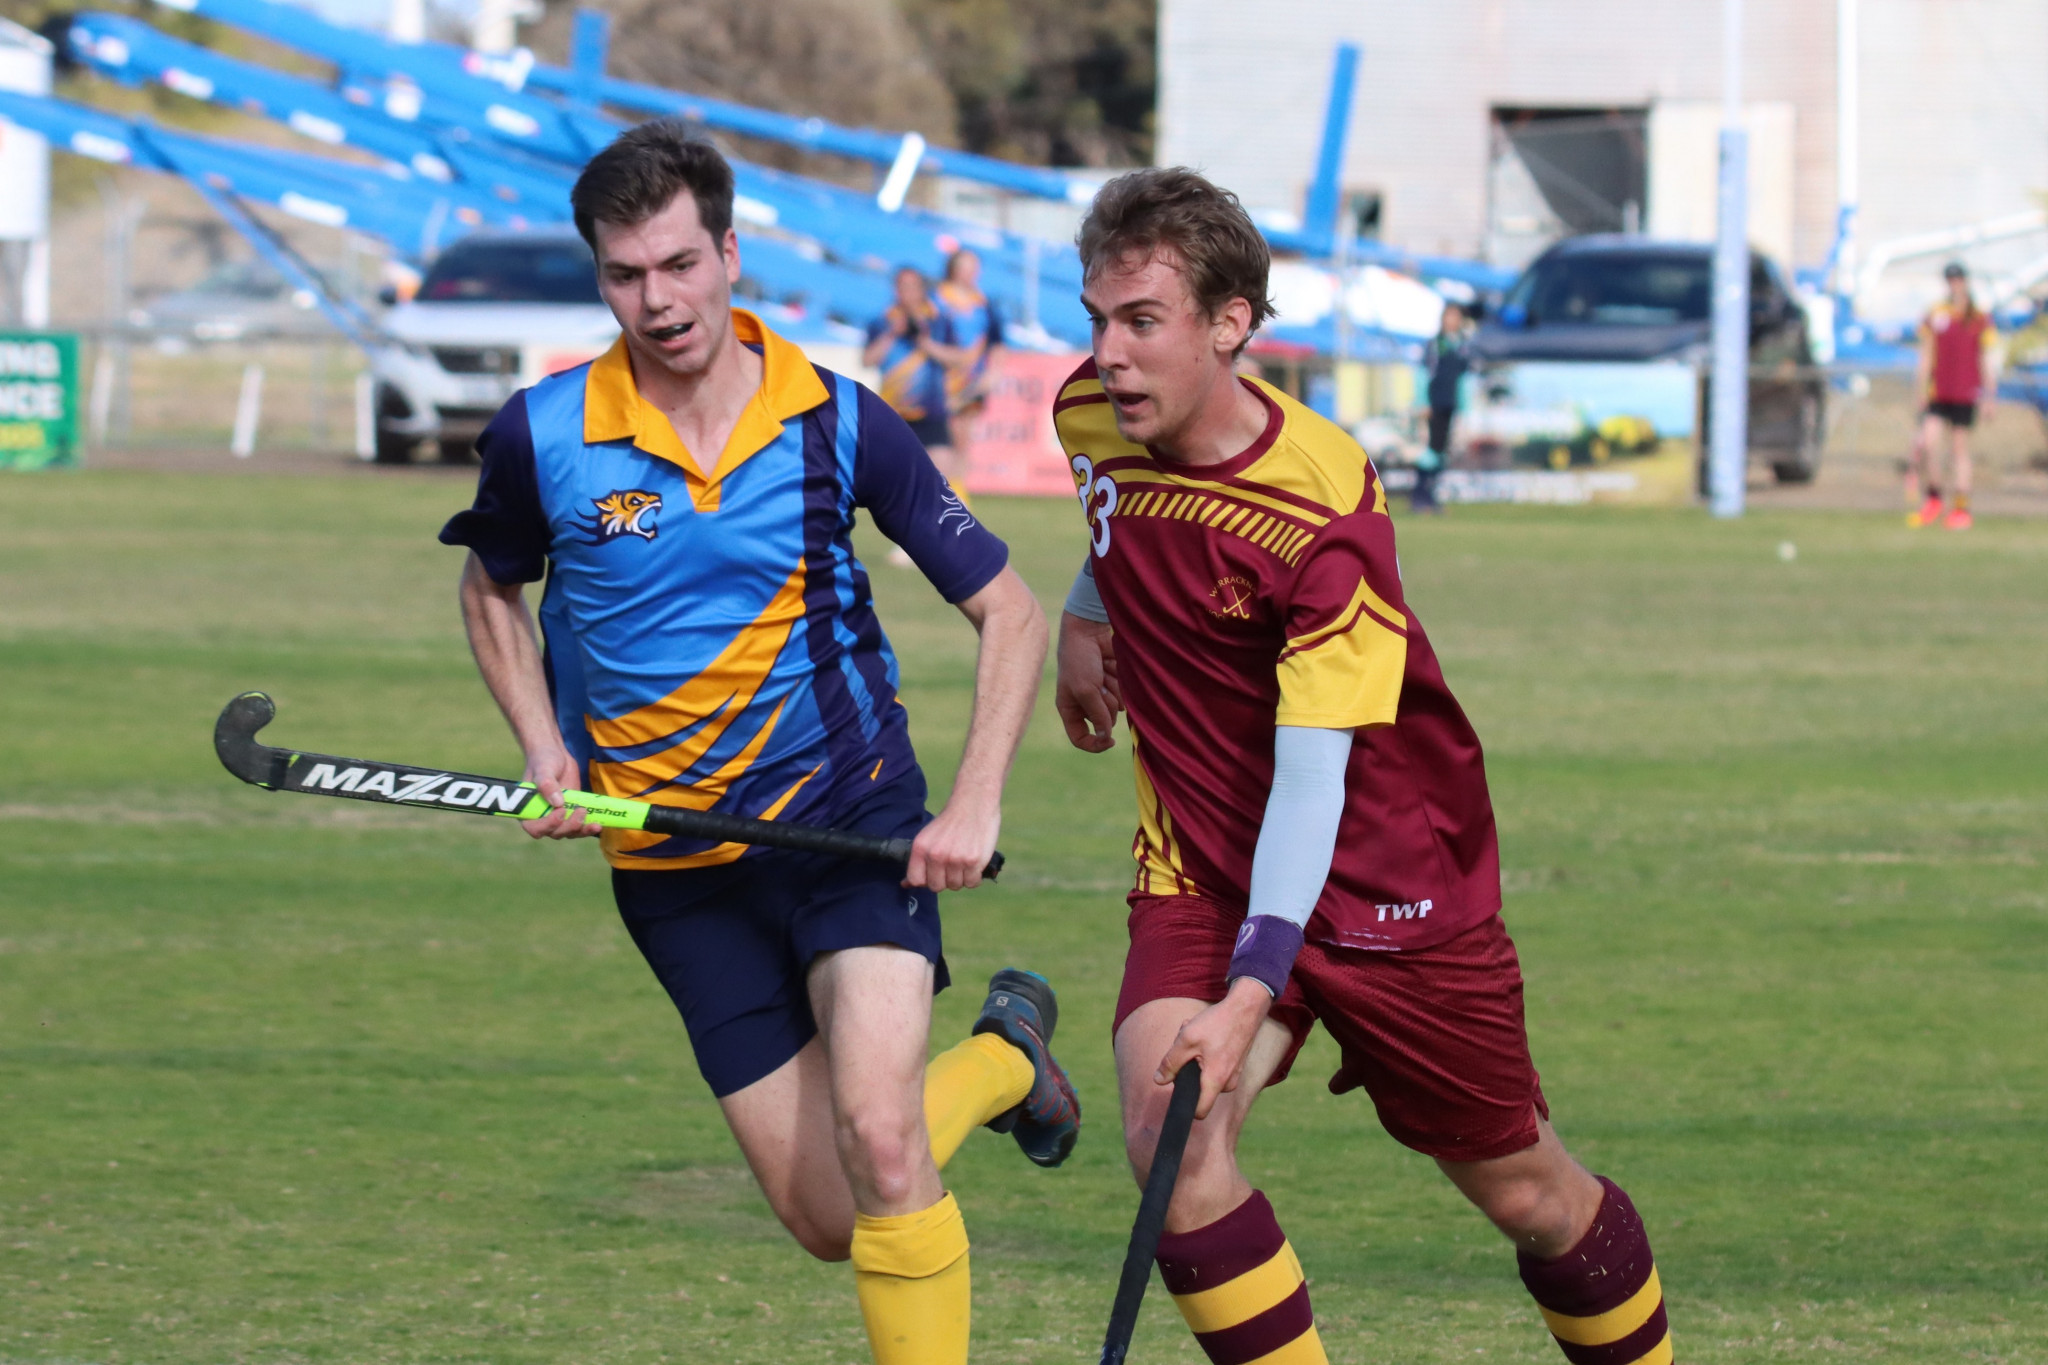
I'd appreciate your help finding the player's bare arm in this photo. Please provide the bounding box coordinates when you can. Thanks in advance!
[457,551,594,840]
[907,565,1047,891]
[1055,608,1120,751]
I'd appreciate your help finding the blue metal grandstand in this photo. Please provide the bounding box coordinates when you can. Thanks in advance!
[0,0,1525,363]
[130,0,1095,334]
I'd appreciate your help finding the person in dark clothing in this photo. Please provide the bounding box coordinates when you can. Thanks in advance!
[1415,301,1471,514]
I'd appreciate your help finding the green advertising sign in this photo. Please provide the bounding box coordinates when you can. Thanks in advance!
[0,332,80,470]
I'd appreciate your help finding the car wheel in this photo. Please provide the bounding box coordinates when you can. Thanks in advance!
[1771,391,1824,484]
[373,428,416,464]
[372,384,416,464]
[436,435,478,464]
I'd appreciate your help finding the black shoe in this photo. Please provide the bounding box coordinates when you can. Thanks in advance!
[971,969,1080,1168]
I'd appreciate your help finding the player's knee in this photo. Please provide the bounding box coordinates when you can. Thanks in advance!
[1120,1110,1162,1186]
[1467,1173,1572,1244]
[836,1105,926,1204]
[1124,1109,1231,1195]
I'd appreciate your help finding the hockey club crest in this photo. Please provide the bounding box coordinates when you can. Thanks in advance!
[578,489,663,544]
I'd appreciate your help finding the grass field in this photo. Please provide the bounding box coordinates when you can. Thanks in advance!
[1,472,2044,1364]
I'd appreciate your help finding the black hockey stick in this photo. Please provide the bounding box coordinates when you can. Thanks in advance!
[1099,1060,1202,1364]
[213,692,1003,879]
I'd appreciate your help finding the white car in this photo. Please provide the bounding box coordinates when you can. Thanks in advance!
[372,228,617,463]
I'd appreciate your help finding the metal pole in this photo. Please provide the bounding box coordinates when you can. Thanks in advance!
[1022,236,1040,333]
[22,235,48,328]
[388,0,425,44]
[231,362,264,457]
[354,369,376,460]
[88,344,113,445]
[1835,0,1859,293]
[1709,0,1749,518]
[310,340,328,449]
[0,20,52,327]
[96,182,137,444]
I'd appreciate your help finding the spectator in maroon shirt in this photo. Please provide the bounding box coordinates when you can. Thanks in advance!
[1908,262,2000,530]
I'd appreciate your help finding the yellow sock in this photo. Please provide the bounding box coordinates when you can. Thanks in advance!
[947,478,974,509]
[1158,1192,1327,1365]
[924,1033,1032,1169]
[851,1192,971,1365]
[1168,1239,1327,1364]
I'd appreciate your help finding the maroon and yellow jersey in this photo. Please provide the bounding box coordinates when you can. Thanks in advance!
[1919,302,1997,404]
[1056,360,1500,951]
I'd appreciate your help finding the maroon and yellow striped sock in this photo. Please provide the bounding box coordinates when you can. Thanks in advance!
[1155,1191,1326,1365]
[1517,1177,1671,1364]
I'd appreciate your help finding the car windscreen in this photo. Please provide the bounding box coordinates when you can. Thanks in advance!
[417,242,602,304]
[1507,253,1712,326]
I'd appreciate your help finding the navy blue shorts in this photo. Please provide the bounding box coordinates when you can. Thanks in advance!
[612,774,949,1098]
[906,413,953,449]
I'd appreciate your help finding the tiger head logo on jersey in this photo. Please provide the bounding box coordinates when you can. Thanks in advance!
[578,489,663,544]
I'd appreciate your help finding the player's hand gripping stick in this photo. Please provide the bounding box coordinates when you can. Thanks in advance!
[213,692,1004,880]
[1099,1060,1202,1364]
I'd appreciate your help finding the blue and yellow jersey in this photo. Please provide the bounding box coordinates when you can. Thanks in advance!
[865,301,956,424]
[441,310,1007,870]
[935,281,1004,410]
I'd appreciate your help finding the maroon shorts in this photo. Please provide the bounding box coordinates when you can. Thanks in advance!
[1116,895,1548,1162]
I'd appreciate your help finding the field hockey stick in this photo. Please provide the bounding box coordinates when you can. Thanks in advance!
[1099,1060,1202,1365]
[213,692,1004,879]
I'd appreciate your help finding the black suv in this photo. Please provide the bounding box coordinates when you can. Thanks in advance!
[1471,235,1825,484]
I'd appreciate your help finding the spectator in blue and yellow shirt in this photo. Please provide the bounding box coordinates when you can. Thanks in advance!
[865,265,964,480]
[935,247,1006,441]
[440,122,1077,1365]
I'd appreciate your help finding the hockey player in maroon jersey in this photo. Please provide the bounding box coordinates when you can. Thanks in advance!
[1053,168,1673,1365]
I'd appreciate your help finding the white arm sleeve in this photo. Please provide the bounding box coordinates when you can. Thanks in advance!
[1246,725,1353,928]
[1063,556,1109,623]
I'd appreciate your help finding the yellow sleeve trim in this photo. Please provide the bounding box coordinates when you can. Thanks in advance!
[1171,1241,1306,1334]
[1282,575,1404,658]
[1275,580,1407,729]
[1272,708,1395,729]
[1539,1267,1663,1346]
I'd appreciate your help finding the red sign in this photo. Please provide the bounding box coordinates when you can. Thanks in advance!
[963,351,1086,497]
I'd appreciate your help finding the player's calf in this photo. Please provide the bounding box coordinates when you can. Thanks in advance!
[1440,1124,1670,1361]
[1517,1178,1671,1365]
[1437,1123,1605,1258]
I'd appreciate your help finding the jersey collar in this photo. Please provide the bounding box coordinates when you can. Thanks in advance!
[1144,377,1285,480]
[582,308,829,505]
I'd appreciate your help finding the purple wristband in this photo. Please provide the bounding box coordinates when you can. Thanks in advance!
[1226,914,1305,999]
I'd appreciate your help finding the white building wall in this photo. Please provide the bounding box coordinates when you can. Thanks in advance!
[1158,0,2046,308]
[1855,0,2048,316]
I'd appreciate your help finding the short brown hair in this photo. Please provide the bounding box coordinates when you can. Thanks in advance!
[571,119,735,252]
[1077,168,1276,344]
